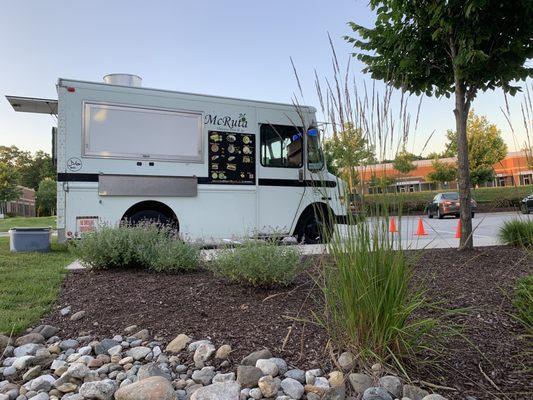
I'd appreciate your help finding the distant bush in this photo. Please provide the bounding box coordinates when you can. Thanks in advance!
[211,240,301,287]
[499,219,533,247]
[513,275,533,333]
[74,223,199,272]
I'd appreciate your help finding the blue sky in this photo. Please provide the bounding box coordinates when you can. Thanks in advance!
[0,0,529,157]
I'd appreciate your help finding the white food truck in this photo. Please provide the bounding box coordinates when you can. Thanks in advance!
[7,74,347,244]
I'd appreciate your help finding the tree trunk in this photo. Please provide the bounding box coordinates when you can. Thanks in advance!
[453,82,473,250]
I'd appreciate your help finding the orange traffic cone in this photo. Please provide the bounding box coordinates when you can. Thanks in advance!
[389,216,398,233]
[414,217,428,236]
[455,219,462,238]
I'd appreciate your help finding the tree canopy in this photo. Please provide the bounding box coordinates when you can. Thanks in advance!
[0,146,55,190]
[392,150,417,175]
[427,159,457,187]
[0,162,21,205]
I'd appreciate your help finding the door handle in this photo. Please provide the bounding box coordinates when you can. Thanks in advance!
[298,169,304,183]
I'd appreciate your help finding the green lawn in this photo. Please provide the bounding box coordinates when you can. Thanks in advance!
[0,237,74,335]
[0,216,57,232]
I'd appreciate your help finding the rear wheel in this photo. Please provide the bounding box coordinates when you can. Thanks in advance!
[296,210,333,244]
[427,209,433,219]
[437,208,443,219]
[471,212,475,218]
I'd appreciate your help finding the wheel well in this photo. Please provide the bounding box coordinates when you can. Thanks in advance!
[293,202,334,235]
[121,201,178,226]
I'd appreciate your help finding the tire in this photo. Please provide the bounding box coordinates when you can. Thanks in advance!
[437,208,443,219]
[427,209,433,219]
[471,212,475,218]
[521,204,530,214]
[296,211,333,244]
[125,209,178,230]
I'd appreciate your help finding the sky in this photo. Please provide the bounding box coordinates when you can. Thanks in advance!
[0,0,530,158]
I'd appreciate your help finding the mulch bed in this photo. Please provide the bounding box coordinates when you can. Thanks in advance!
[42,246,532,400]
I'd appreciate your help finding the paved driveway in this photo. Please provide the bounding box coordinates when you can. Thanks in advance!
[337,211,533,250]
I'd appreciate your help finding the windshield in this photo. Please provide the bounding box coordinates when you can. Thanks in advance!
[307,128,324,171]
[441,192,459,200]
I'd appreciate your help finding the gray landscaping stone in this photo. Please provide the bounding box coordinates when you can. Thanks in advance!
[281,378,304,399]
[15,334,44,347]
[2,367,16,379]
[363,387,393,400]
[12,356,35,370]
[22,366,41,382]
[379,375,402,398]
[422,395,447,400]
[349,373,373,395]
[193,343,216,367]
[70,311,86,321]
[66,363,89,379]
[79,379,117,400]
[125,347,151,361]
[14,344,41,358]
[190,382,241,400]
[212,373,236,383]
[29,374,55,392]
[165,334,191,353]
[29,394,48,400]
[59,340,78,351]
[337,352,355,371]
[305,369,322,385]
[256,359,279,376]
[284,369,305,383]
[33,325,60,340]
[236,365,263,388]
[137,363,170,381]
[192,366,216,385]
[132,329,150,341]
[94,339,119,356]
[241,349,272,366]
[403,385,430,400]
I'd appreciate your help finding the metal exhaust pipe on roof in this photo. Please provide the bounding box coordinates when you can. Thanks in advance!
[103,74,142,87]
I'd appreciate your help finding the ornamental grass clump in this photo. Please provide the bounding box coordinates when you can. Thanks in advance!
[211,239,301,287]
[74,223,199,272]
[513,275,533,334]
[316,213,440,369]
[499,219,533,247]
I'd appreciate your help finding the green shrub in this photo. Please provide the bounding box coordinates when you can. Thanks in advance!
[74,223,199,272]
[513,275,533,333]
[317,216,440,369]
[211,240,301,287]
[499,219,533,247]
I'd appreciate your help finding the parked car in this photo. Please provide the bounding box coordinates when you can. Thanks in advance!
[426,192,477,219]
[520,194,533,214]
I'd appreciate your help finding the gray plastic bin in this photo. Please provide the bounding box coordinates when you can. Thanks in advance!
[9,227,52,252]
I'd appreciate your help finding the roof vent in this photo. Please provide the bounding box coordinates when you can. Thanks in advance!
[103,74,142,87]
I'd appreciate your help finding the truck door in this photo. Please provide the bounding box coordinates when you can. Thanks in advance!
[257,124,306,235]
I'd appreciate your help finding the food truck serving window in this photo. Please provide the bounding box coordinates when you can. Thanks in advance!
[260,124,303,168]
[83,102,203,162]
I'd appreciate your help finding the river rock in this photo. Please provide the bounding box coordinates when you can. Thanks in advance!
[236,365,263,388]
[59,339,79,351]
[79,379,117,400]
[66,363,90,379]
[14,343,41,357]
[22,366,41,382]
[363,387,393,400]
[328,371,344,387]
[241,349,272,366]
[114,376,174,400]
[192,366,216,385]
[126,347,151,361]
[70,311,86,321]
[188,340,211,352]
[281,378,304,400]
[165,334,191,353]
[212,372,236,383]
[193,343,216,367]
[215,344,232,360]
[190,381,241,400]
[137,363,170,381]
[132,329,150,341]
[258,375,281,398]
[33,325,60,340]
[379,375,402,398]
[422,395,447,400]
[29,374,56,392]
[284,369,305,383]
[15,333,44,347]
[255,359,279,376]
[337,352,355,371]
[94,339,120,355]
[13,356,35,370]
[403,385,429,400]
[349,373,373,395]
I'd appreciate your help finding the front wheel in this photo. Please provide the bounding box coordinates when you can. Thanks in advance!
[437,209,443,219]
[296,212,333,244]
[427,209,433,219]
[471,212,475,218]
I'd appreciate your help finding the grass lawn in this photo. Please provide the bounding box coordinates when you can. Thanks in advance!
[0,237,74,335]
[0,216,57,232]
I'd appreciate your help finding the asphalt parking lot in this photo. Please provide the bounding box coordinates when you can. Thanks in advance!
[337,211,533,250]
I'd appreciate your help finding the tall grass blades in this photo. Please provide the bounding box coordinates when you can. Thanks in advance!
[211,239,301,287]
[316,210,439,370]
[499,219,533,247]
[74,223,199,272]
[513,275,533,334]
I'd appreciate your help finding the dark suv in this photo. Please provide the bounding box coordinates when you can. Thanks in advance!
[520,194,533,214]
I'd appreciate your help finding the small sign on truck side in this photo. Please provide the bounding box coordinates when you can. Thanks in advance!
[7,74,347,243]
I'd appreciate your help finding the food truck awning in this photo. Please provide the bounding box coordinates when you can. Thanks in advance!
[5,95,58,115]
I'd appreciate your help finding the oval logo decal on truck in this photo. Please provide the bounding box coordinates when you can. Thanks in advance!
[67,157,82,171]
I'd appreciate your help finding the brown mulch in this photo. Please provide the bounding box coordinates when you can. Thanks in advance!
[42,246,532,400]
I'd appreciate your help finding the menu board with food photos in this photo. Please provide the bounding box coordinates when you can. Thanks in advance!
[208,131,255,185]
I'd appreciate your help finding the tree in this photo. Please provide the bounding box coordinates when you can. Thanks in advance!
[392,150,417,175]
[444,112,508,185]
[0,162,21,214]
[36,178,56,216]
[427,159,457,188]
[369,173,395,193]
[323,123,376,191]
[0,146,55,190]
[346,1,533,249]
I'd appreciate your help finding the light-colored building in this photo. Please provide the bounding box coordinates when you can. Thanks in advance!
[1,186,36,217]
[355,150,532,194]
